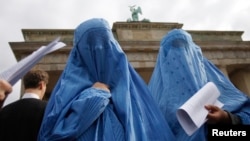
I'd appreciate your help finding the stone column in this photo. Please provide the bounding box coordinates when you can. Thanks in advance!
[230,69,250,96]
[217,65,229,78]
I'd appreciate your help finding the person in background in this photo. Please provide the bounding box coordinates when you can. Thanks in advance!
[148,29,250,141]
[0,79,12,108]
[38,18,176,141]
[0,69,49,141]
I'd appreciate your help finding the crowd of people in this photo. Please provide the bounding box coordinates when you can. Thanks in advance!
[0,18,250,141]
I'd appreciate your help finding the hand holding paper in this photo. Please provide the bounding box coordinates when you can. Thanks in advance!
[176,82,224,136]
[0,37,66,86]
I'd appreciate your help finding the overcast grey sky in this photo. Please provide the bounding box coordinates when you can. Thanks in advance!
[1,0,250,105]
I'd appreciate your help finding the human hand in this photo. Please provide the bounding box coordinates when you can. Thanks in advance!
[0,79,12,108]
[205,105,230,124]
[92,82,110,93]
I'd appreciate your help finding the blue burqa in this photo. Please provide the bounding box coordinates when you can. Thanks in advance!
[38,18,176,141]
[148,29,250,141]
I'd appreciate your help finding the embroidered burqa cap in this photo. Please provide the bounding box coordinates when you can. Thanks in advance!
[38,18,176,141]
[148,29,250,141]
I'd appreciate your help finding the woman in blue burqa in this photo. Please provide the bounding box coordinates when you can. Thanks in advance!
[148,29,250,141]
[38,18,176,141]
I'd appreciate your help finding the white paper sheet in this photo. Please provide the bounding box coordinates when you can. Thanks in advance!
[176,82,224,136]
[0,37,66,85]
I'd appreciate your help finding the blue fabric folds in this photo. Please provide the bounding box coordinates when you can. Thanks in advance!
[38,18,176,141]
[148,29,250,141]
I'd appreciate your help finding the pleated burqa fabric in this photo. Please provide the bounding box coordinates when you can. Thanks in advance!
[38,18,176,141]
[148,29,250,141]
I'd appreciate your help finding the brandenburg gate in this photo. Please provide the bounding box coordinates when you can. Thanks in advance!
[9,22,250,99]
